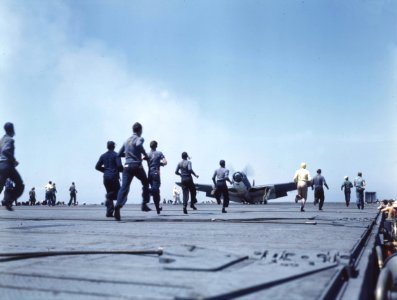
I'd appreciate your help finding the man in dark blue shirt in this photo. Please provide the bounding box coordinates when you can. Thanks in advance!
[175,152,199,214]
[96,141,123,217]
[341,176,353,207]
[0,122,24,211]
[312,169,329,211]
[212,160,232,213]
[147,140,167,215]
[52,183,57,206]
[29,187,36,206]
[68,182,77,206]
[114,122,151,221]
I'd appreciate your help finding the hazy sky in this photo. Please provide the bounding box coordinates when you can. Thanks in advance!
[1,0,396,204]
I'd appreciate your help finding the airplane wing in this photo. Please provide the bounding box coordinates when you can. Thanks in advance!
[176,182,215,198]
[249,182,297,200]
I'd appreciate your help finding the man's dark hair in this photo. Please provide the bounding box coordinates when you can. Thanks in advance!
[182,152,188,159]
[107,141,115,150]
[317,169,321,174]
[358,172,362,177]
[220,160,225,167]
[132,122,142,133]
[150,141,158,150]
[4,122,14,135]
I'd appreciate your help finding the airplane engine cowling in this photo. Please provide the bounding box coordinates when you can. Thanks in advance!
[233,172,243,183]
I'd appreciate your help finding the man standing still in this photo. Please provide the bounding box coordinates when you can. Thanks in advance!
[96,141,123,217]
[212,160,232,213]
[52,183,57,206]
[312,169,329,211]
[354,172,366,210]
[173,185,181,204]
[68,182,77,206]
[147,141,167,215]
[0,122,24,211]
[29,187,36,206]
[341,176,353,207]
[175,152,199,214]
[114,122,151,221]
[293,163,311,212]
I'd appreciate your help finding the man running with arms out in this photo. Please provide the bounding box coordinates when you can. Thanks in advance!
[312,169,329,211]
[212,160,232,213]
[175,152,199,214]
[147,140,167,215]
[114,122,151,221]
[0,122,24,211]
[293,162,311,212]
[95,141,123,217]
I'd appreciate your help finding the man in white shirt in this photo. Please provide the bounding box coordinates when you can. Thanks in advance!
[293,162,312,212]
[173,185,181,204]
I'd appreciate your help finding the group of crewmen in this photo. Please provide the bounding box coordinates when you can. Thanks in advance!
[94,122,226,221]
[0,121,369,219]
[42,181,78,206]
[293,162,367,212]
[4,180,78,207]
[94,123,169,220]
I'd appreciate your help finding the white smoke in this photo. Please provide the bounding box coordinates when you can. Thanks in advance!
[0,1,250,203]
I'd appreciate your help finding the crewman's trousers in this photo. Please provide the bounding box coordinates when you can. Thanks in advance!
[104,177,120,214]
[314,187,325,210]
[148,171,161,212]
[214,181,229,208]
[0,162,24,207]
[116,165,150,208]
[181,177,197,207]
[356,189,364,209]
[344,191,351,207]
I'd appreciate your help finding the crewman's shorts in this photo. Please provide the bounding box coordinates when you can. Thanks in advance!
[297,182,308,200]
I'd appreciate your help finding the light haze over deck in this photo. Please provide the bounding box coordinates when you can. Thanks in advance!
[0,0,396,203]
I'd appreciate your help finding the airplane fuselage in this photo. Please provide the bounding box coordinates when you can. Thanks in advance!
[228,172,266,203]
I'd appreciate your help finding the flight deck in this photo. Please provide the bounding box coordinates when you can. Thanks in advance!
[0,203,380,300]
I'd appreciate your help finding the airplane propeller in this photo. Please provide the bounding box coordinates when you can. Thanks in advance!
[242,164,255,177]
[228,164,236,177]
